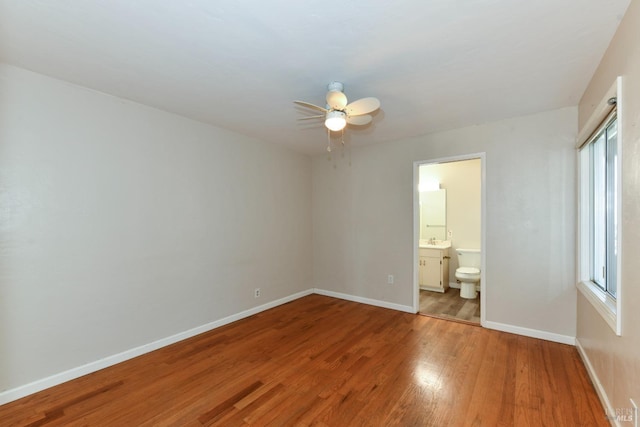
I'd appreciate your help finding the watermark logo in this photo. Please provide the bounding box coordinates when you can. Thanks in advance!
[606,407,635,423]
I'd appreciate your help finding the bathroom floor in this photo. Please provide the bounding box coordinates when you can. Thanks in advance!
[419,288,480,324]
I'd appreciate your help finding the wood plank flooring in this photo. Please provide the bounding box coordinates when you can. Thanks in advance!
[0,295,607,426]
[419,289,481,324]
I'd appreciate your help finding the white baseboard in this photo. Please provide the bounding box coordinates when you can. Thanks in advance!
[0,288,314,406]
[313,288,416,314]
[482,320,576,345]
[575,338,617,427]
[0,288,582,407]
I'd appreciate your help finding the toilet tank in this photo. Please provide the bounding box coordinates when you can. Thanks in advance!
[456,248,481,268]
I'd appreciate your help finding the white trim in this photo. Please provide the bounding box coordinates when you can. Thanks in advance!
[0,288,314,405]
[479,153,487,326]
[576,338,618,427]
[575,76,623,336]
[413,162,421,313]
[1,287,582,406]
[483,320,576,345]
[577,280,618,333]
[322,288,574,345]
[413,153,486,321]
[615,76,623,336]
[316,291,575,346]
[313,288,415,313]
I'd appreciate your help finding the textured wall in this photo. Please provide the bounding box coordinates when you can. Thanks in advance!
[312,107,577,338]
[577,0,640,416]
[0,64,312,393]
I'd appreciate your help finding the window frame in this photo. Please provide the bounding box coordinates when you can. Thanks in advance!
[576,77,622,336]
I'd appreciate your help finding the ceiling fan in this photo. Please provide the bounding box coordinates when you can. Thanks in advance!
[294,82,380,133]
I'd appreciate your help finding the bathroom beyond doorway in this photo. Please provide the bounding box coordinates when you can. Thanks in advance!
[416,156,483,324]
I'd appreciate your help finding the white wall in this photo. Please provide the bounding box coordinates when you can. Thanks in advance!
[419,159,482,281]
[577,0,640,415]
[312,107,577,338]
[0,64,312,394]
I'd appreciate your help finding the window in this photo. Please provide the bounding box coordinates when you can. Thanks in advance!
[578,107,621,334]
[587,115,618,297]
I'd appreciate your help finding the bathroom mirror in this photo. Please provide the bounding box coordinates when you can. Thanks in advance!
[420,189,446,241]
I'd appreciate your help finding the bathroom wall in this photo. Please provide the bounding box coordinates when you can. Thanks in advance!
[419,159,481,283]
[576,0,640,415]
[312,106,577,340]
[0,64,313,395]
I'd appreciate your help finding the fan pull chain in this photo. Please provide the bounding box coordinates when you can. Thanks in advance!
[327,128,332,153]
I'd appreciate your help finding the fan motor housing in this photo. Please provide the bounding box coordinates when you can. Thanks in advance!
[327,81,344,92]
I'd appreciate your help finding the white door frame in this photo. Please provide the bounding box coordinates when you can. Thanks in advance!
[413,152,487,326]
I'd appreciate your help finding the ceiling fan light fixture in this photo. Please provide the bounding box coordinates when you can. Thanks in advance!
[325,110,347,131]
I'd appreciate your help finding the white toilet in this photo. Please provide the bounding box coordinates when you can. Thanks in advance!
[455,248,481,299]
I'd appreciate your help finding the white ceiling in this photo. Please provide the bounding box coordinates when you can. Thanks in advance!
[0,1,630,155]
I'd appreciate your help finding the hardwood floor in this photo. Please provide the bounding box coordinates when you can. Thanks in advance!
[1,295,607,426]
[419,289,481,324]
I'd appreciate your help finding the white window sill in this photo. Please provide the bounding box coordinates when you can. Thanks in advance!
[577,280,620,335]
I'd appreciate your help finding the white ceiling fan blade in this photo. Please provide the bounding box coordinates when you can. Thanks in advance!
[346,114,372,126]
[345,97,381,116]
[326,91,347,110]
[294,101,328,113]
[297,115,324,120]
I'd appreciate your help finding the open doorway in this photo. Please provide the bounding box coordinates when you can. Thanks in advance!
[414,155,484,325]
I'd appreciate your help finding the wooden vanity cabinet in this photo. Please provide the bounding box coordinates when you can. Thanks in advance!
[419,247,449,292]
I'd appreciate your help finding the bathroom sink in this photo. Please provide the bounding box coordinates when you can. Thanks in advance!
[419,240,451,249]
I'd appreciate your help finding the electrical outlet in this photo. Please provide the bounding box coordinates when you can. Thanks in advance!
[254,288,261,298]
[387,275,394,284]
[631,398,638,427]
